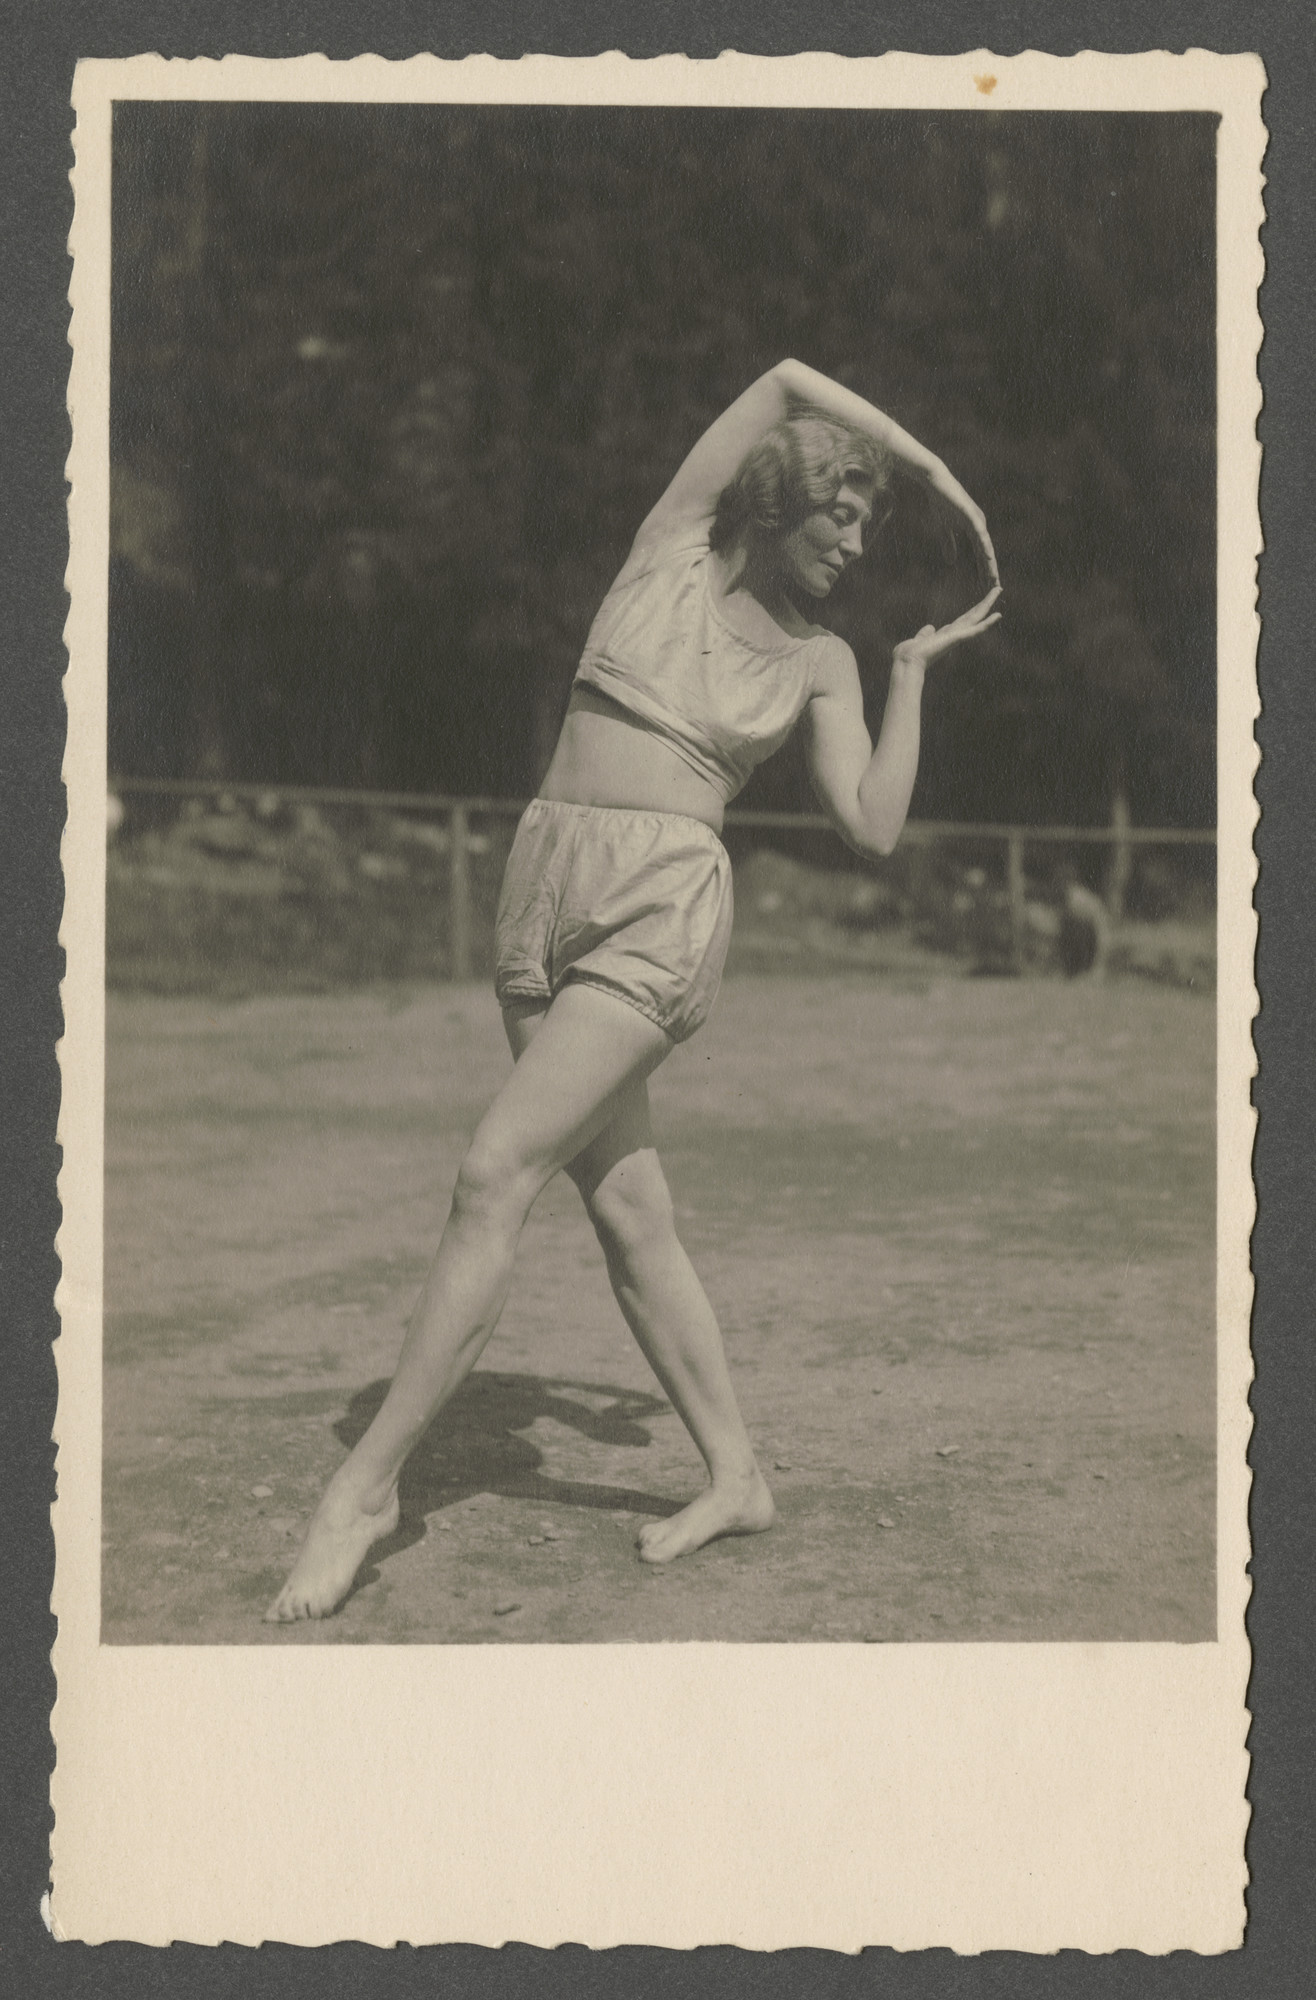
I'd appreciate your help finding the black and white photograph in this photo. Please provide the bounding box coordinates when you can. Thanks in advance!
[100,90,1219,1643]
[51,51,1260,1950]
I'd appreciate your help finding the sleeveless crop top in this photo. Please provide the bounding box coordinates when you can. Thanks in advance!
[573,523,843,804]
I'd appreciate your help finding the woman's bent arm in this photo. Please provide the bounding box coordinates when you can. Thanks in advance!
[806,646,925,859]
[806,588,1004,859]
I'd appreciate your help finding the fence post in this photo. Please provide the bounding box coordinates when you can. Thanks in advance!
[449,803,472,981]
[1106,783,1132,922]
[1006,832,1027,972]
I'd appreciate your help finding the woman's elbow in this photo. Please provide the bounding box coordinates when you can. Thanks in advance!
[854,815,903,860]
[772,357,810,395]
[836,816,899,862]
[852,791,909,858]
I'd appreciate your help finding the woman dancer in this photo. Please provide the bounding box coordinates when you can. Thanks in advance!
[268,358,1000,1621]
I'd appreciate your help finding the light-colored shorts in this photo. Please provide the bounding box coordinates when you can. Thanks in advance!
[493,798,734,1043]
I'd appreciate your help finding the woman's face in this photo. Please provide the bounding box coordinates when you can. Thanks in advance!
[778,482,875,599]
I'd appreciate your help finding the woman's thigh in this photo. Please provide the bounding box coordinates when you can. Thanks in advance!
[472,980,671,1190]
[502,997,549,1061]
[501,993,662,1206]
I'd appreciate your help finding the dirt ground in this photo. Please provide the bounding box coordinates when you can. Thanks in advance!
[101,971,1215,1645]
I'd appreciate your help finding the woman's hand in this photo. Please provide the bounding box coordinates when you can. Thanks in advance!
[894,586,1003,671]
[924,463,1000,587]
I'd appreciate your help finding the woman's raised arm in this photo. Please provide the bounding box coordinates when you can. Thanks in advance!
[634,362,797,541]
[638,358,998,583]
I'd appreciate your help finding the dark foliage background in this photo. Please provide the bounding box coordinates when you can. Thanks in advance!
[109,104,1216,827]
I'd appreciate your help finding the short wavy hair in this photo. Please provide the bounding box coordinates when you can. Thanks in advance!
[709,409,894,555]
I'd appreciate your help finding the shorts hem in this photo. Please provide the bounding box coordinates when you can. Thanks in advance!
[560,970,682,1041]
[495,972,553,1010]
[495,968,690,1041]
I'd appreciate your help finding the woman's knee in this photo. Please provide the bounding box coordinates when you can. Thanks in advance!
[585,1160,676,1262]
[452,1134,542,1227]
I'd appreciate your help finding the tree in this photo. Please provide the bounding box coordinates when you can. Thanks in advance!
[109,105,1217,826]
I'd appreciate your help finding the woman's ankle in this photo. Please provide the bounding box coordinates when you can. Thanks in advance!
[705,1452,766,1489]
[327,1453,401,1516]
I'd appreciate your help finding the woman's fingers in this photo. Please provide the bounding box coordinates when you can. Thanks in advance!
[940,592,1002,639]
[964,584,1003,622]
[900,608,1002,667]
[926,461,999,584]
[923,610,1002,659]
[954,489,998,583]
[946,607,1003,639]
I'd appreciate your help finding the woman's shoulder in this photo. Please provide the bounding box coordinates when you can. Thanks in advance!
[619,506,712,579]
[806,629,860,686]
[585,512,710,640]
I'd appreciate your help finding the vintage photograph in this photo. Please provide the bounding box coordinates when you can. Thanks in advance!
[50,50,1262,1951]
[100,98,1221,1645]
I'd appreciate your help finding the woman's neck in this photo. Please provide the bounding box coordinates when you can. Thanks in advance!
[712,538,814,639]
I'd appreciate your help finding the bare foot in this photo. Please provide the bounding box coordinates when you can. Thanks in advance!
[264,1471,400,1622]
[637,1469,775,1564]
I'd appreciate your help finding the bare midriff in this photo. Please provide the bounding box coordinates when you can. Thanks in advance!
[536,684,728,830]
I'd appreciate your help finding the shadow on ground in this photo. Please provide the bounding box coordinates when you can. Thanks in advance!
[335,1370,682,1600]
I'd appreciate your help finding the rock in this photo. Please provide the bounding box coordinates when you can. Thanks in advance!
[391,816,449,854]
[250,1484,274,1498]
[877,1516,897,1530]
[492,1600,521,1617]
[291,803,334,843]
[358,852,408,882]
[935,1446,960,1458]
[774,1460,793,1471]
[527,1535,545,1545]
[177,811,265,857]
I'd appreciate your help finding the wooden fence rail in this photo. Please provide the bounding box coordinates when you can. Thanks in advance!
[109,777,1217,981]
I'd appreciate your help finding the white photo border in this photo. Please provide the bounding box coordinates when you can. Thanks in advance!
[53,50,1262,1951]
